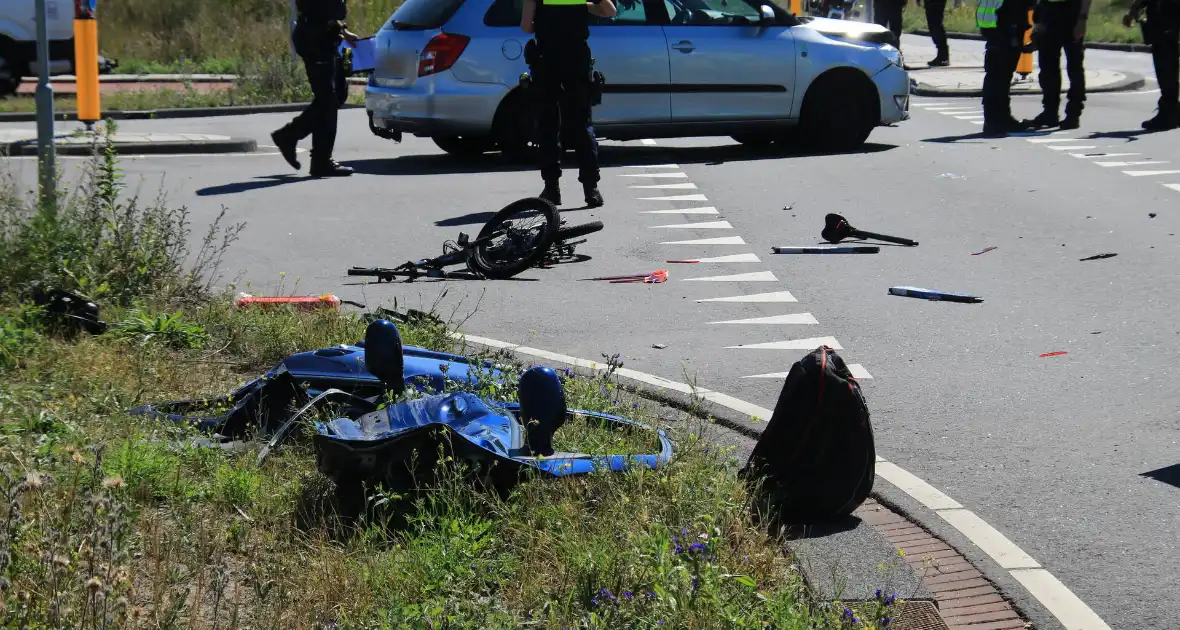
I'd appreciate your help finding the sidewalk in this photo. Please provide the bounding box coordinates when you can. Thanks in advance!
[910,66,1145,97]
[0,128,257,156]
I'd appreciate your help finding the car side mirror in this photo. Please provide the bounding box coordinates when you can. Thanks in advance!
[364,319,405,396]
[759,4,777,21]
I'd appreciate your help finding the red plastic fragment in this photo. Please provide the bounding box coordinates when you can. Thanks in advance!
[1039,351,1068,358]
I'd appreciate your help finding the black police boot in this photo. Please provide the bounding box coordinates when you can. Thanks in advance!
[584,184,604,209]
[309,159,354,178]
[982,117,1029,138]
[1058,115,1081,130]
[540,182,561,206]
[927,49,950,67]
[1023,111,1060,129]
[271,128,301,171]
[1142,109,1180,131]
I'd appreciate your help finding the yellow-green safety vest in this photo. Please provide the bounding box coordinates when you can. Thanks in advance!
[976,0,1003,27]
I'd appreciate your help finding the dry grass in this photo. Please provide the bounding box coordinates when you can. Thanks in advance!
[902,0,1144,44]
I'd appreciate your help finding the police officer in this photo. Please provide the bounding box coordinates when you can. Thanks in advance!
[1125,0,1180,129]
[918,0,951,65]
[873,0,906,49]
[521,0,617,208]
[977,0,1035,136]
[270,0,357,178]
[1023,0,1092,130]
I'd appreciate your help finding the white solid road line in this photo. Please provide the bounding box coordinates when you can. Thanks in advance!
[954,115,985,120]
[684,271,779,282]
[697,290,797,303]
[1123,169,1180,177]
[650,220,733,229]
[642,207,720,214]
[677,253,761,263]
[709,313,819,325]
[1164,183,1180,193]
[630,182,698,189]
[625,164,679,168]
[449,332,1110,630]
[725,336,843,350]
[620,172,689,178]
[638,193,709,202]
[640,138,658,145]
[660,236,746,245]
[1095,160,1168,167]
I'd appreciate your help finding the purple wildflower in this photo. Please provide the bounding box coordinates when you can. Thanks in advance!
[623,591,633,600]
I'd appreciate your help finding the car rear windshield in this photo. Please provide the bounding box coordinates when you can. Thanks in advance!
[385,0,465,30]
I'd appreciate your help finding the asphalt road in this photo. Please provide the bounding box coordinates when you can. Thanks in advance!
[3,36,1178,629]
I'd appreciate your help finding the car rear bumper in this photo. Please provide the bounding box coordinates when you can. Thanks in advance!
[365,73,508,138]
[873,64,910,125]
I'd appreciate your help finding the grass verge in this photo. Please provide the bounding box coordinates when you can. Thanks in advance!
[903,0,1144,45]
[0,146,903,628]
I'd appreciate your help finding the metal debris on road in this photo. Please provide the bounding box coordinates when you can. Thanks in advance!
[1079,253,1118,261]
[888,286,983,303]
[938,173,965,179]
[1039,351,1068,358]
[666,259,700,263]
[1150,213,1158,218]
[971,246,998,256]
[822,213,919,246]
[652,343,667,349]
[772,246,880,254]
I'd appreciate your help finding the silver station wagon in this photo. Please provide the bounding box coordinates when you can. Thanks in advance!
[365,0,910,157]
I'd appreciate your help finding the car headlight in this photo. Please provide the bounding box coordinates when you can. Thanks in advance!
[881,44,902,68]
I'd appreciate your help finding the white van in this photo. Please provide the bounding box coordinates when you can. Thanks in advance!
[0,0,77,96]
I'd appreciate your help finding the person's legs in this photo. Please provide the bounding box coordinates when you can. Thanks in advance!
[983,27,1024,133]
[926,0,950,63]
[1062,34,1086,123]
[888,0,904,43]
[272,54,336,170]
[535,49,564,202]
[1034,23,1064,124]
[561,45,602,205]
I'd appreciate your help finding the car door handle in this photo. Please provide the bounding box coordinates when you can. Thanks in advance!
[671,40,695,52]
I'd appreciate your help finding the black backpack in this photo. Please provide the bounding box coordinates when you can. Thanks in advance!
[741,346,875,523]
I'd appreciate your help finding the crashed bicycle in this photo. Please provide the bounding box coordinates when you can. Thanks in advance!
[348,197,602,282]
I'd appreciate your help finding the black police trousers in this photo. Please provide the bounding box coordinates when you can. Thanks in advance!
[278,52,349,166]
[1037,2,1086,118]
[873,0,904,44]
[533,40,600,186]
[981,24,1025,123]
[925,0,949,55]
[1144,5,1180,116]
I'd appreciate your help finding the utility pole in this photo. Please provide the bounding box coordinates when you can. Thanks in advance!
[34,0,57,212]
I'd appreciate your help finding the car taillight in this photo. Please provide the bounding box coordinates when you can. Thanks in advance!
[418,33,470,77]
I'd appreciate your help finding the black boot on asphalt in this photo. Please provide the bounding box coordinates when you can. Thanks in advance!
[1142,110,1180,131]
[1023,111,1060,129]
[1059,115,1081,131]
[309,160,353,178]
[927,52,949,67]
[584,185,604,209]
[271,129,301,171]
[982,118,1029,138]
[540,182,561,206]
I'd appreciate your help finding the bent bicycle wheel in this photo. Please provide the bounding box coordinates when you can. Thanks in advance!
[556,221,603,242]
[470,197,560,279]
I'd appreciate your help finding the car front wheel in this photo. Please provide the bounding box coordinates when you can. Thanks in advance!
[798,72,877,152]
[0,45,23,98]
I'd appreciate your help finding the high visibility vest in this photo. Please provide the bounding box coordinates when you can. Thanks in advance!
[976,0,1003,27]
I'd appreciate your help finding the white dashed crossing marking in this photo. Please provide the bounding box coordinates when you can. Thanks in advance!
[725,336,843,350]
[619,172,689,178]
[1123,169,1180,177]
[1094,160,1168,167]
[673,253,761,263]
[642,207,719,214]
[1070,152,1139,158]
[625,163,679,168]
[650,220,733,229]
[683,271,779,282]
[697,290,797,303]
[1048,144,1099,151]
[660,236,746,245]
[638,193,709,202]
[640,138,658,145]
[744,363,872,379]
[629,182,698,189]
[1164,184,1180,193]
[709,313,818,325]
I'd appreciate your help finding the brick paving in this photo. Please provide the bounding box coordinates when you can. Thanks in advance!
[854,498,1029,630]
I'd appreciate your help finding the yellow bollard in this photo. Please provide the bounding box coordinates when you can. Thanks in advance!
[791,0,803,15]
[73,0,101,125]
[1016,8,1034,78]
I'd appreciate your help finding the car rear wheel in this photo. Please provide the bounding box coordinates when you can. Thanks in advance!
[798,71,877,152]
[0,43,24,98]
[432,135,493,158]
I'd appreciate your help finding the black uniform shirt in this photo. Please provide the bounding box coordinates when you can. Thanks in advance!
[535,0,601,44]
[294,0,347,59]
[297,0,347,22]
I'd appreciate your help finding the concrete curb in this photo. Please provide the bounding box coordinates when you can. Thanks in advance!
[2,137,259,156]
[911,28,1151,52]
[911,71,1146,97]
[0,102,365,123]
